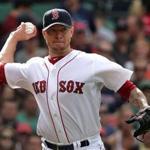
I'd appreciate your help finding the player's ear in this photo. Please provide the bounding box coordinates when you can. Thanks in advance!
[70,26,74,38]
[42,30,46,40]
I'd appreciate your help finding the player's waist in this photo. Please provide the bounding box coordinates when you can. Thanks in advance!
[42,133,102,150]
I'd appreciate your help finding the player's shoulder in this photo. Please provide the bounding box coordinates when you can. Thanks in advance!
[77,50,108,62]
[26,57,45,64]
[25,57,45,69]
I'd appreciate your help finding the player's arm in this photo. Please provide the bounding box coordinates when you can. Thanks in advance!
[118,80,149,109]
[118,81,150,140]
[129,87,148,109]
[0,22,37,63]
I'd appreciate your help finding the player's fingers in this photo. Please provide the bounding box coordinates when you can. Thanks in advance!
[32,26,37,36]
[16,22,24,30]
[134,128,145,137]
[126,116,137,124]
[20,22,26,31]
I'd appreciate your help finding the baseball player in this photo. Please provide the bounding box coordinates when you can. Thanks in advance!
[0,8,150,150]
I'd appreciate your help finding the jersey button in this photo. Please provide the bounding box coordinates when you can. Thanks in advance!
[58,130,61,133]
[54,113,57,117]
[51,95,55,100]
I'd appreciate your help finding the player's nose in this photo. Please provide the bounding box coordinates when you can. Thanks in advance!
[56,32,64,40]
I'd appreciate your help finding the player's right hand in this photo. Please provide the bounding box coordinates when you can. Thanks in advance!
[10,22,37,42]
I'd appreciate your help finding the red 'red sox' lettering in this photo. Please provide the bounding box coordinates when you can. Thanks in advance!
[32,80,46,94]
[59,80,85,94]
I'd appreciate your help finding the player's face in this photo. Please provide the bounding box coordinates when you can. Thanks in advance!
[42,24,74,56]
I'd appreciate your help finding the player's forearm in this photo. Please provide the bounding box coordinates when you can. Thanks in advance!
[0,32,18,63]
[129,87,149,109]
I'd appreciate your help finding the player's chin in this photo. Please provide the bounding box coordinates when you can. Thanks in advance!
[52,43,66,50]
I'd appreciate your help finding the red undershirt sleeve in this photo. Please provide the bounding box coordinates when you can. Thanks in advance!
[0,63,7,85]
[117,80,136,101]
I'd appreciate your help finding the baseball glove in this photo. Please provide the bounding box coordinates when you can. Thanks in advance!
[126,106,150,142]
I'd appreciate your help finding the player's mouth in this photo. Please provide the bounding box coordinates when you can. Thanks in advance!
[53,41,65,45]
[53,40,64,43]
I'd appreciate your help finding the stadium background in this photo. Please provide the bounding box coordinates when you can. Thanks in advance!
[0,0,150,149]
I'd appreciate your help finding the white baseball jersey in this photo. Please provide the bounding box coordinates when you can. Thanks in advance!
[4,50,132,144]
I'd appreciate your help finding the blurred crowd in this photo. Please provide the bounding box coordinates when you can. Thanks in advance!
[0,0,150,150]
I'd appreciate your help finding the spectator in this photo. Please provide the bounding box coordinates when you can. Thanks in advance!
[128,38,150,77]
[127,15,145,46]
[113,20,130,67]
[71,21,93,53]
[0,0,39,50]
[100,104,118,150]
[115,104,140,150]
[130,39,150,62]
[16,93,38,133]
[1,85,16,101]
[15,123,32,150]
[129,0,144,17]
[26,134,41,150]
[145,64,150,79]
[139,132,150,150]
[141,1,150,37]
[139,80,150,105]
[95,39,114,61]
[15,37,47,63]
[0,100,18,129]
[132,59,148,86]
[94,13,116,44]
[62,0,96,33]
[1,0,37,36]
[0,127,16,150]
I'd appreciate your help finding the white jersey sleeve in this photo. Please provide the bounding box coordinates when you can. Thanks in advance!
[4,62,30,91]
[4,57,44,91]
[93,54,133,92]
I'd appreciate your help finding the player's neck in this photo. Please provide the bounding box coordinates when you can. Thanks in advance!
[48,56,64,64]
[48,47,72,57]
[48,48,73,64]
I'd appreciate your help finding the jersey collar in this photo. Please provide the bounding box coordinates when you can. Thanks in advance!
[48,56,64,64]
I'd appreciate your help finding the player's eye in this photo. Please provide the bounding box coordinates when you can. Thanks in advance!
[46,29,55,34]
[46,26,70,35]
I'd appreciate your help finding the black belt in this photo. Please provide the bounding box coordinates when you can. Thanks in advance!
[44,139,89,150]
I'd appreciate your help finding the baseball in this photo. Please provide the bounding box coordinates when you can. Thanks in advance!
[25,22,36,34]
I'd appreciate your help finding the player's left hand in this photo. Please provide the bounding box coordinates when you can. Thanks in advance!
[126,106,150,142]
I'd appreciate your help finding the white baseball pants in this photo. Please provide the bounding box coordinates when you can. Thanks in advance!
[41,134,105,150]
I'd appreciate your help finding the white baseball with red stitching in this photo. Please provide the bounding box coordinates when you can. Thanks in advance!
[25,22,35,34]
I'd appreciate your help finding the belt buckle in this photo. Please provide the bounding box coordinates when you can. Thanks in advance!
[57,144,74,150]
[80,139,90,147]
